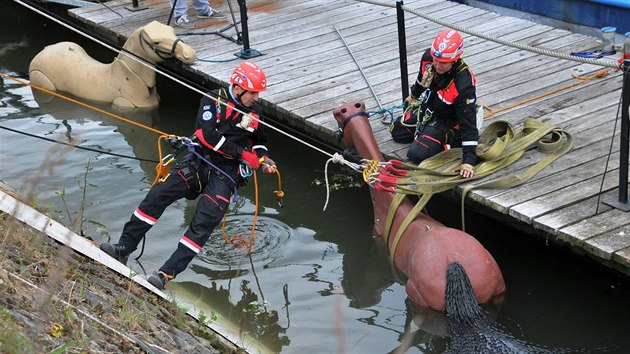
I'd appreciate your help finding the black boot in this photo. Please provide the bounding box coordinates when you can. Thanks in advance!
[147,271,171,290]
[100,242,130,265]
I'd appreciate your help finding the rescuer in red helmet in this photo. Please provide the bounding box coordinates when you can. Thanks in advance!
[390,29,478,178]
[101,61,277,289]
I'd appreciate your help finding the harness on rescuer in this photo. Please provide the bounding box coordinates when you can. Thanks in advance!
[415,60,469,133]
[390,60,483,145]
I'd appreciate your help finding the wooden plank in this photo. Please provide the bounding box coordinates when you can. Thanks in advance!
[558,208,630,245]
[583,225,630,261]
[508,174,623,224]
[533,192,614,236]
[613,247,630,271]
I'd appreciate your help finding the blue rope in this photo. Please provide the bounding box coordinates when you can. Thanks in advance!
[570,49,616,59]
[367,102,405,125]
[196,48,265,62]
[196,55,239,63]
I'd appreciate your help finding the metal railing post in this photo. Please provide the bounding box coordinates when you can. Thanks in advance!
[235,0,262,58]
[125,0,147,12]
[603,60,630,211]
[396,0,409,103]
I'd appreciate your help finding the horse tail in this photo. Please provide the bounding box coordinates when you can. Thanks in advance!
[444,262,598,354]
[445,262,486,328]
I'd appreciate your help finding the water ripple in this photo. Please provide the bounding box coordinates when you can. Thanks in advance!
[199,215,292,268]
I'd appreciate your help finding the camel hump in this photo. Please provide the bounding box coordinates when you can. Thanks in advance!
[29,42,92,72]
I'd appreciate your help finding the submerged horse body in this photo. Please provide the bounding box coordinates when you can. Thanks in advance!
[332,101,505,310]
[29,21,196,110]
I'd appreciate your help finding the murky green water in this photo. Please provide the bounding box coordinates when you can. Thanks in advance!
[2,2,630,353]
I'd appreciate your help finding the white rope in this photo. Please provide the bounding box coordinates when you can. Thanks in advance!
[15,0,341,162]
[357,0,621,68]
[322,153,363,211]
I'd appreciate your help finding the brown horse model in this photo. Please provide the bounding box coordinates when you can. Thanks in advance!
[29,21,196,110]
[332,101,505,310]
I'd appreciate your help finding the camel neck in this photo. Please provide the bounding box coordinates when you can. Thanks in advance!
[118,32,156,87]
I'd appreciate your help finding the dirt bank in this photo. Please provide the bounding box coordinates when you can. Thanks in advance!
[0,211,241,354]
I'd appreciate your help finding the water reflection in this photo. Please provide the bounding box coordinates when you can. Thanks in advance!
[31,89,163,171]
[173,280,291,353]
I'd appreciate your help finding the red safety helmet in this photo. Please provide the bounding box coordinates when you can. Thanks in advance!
[230,61,267,92]
[430,29,464,63]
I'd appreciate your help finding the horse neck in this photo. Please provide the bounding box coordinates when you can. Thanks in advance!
[117,30,156,87]
[345,120,384,162]
[344,119,395,238]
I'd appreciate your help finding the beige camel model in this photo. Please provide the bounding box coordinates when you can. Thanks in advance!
[29,21,196,110]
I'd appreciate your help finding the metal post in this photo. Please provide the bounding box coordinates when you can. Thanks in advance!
[603,60,630,211]
[396,0,409,103]
[235,0,262,58]
[166,0,177,25]
[125,0,148,12]
[239,0,250,51]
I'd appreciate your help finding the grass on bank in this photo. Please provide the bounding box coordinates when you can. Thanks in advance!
[0,210,236,353]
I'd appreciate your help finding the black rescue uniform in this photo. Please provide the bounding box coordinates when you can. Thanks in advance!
[116,86,269,278]
[405,49,478,165]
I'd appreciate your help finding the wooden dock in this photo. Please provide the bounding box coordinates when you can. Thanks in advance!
[65,0,630,274]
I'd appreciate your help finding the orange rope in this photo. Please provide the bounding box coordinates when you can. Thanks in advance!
[220,168,285,254]
[221,170,260,254]
[0,72,170,136]
[482,68,610,119]
[273,169,285,201]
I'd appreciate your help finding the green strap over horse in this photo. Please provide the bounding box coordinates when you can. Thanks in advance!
[380,118,573,263]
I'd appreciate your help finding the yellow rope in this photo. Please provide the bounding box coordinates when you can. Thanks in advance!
[481,68,610,119]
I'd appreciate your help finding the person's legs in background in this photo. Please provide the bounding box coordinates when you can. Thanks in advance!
[169,0,195,28]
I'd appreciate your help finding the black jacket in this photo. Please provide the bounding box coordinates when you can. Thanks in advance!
[410,49,478,165]
[194,86,269,166]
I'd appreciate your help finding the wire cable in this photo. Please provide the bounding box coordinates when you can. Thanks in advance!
[0,124,159,163]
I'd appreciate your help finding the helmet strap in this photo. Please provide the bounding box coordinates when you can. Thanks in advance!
[231,84,247,104]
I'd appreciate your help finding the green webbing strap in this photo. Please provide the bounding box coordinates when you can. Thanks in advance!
[460,120,573,229]
[383,193,406,247]
[380,118,573,250]
[388,193,433,265]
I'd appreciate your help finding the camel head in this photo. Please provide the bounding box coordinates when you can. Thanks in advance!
[136,21,196,64]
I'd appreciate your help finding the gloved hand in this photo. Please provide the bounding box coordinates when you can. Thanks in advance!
[261,157,277,174]
[458,163,475,178]
[241,150,261,170]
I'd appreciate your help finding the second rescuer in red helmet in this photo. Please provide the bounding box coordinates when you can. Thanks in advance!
[390,29,478,178]
[100,61,278,290]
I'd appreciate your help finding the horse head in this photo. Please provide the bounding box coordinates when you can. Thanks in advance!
[332,101,505,310]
